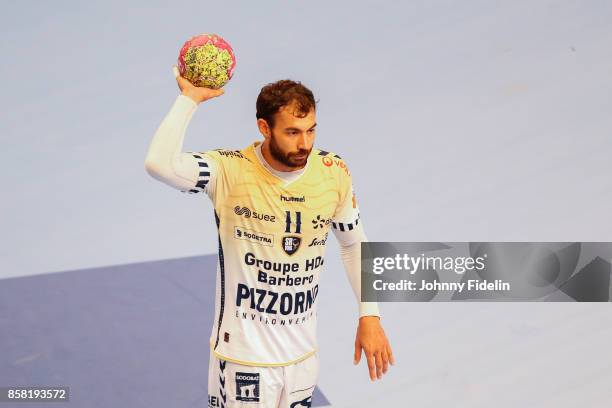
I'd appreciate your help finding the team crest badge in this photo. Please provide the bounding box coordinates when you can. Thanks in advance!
[282,236,301,255]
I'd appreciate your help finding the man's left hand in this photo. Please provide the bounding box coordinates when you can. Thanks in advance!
[354,316,395,381]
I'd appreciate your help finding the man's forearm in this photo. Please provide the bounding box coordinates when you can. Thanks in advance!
[336,224,380,318]
[144,95,201,190]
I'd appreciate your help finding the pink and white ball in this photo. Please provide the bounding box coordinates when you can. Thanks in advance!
[177,34,236,89]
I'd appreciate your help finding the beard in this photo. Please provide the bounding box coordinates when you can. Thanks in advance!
[269,132,312,168]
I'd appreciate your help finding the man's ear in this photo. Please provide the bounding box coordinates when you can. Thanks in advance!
[257,118,271,140]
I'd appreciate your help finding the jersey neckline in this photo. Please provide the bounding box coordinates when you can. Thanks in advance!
[245,141,315,189]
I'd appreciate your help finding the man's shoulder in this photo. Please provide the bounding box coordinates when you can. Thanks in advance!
[194,148,253,179]
[311,147,351,178]
[205,148,253,162]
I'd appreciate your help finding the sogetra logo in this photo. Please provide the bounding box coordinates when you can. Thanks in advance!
[234,226,274,247]
[234,206,276,222]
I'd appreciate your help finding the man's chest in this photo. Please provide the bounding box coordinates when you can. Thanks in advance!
[218,178,338,255]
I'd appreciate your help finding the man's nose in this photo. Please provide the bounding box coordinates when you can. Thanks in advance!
[297,133,308,149]
[297,132,310,149]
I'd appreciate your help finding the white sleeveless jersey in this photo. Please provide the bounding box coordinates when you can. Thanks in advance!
[184,141,360,366]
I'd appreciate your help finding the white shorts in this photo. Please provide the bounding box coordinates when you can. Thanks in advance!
[207,349,319,408]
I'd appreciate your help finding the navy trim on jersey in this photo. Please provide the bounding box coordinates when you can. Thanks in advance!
[317,150,341,159]
[332,213,360,232]
[219,359,227,407]
[213,210,226,351]
[182,152,210,194]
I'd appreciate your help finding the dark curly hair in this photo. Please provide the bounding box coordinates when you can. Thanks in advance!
[256,80,317,129]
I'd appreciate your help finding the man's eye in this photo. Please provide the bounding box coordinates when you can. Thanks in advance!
[307,129,315,133]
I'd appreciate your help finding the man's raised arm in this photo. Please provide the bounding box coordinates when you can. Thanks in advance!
[144,66,224,194]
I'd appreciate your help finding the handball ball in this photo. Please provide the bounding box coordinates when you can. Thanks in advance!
[177,34,236,89]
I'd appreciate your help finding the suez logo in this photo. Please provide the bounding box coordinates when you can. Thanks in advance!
[234,206,276,222]
[234,226,273,247]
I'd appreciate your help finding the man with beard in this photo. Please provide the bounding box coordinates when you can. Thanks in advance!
[144,66,394,408]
